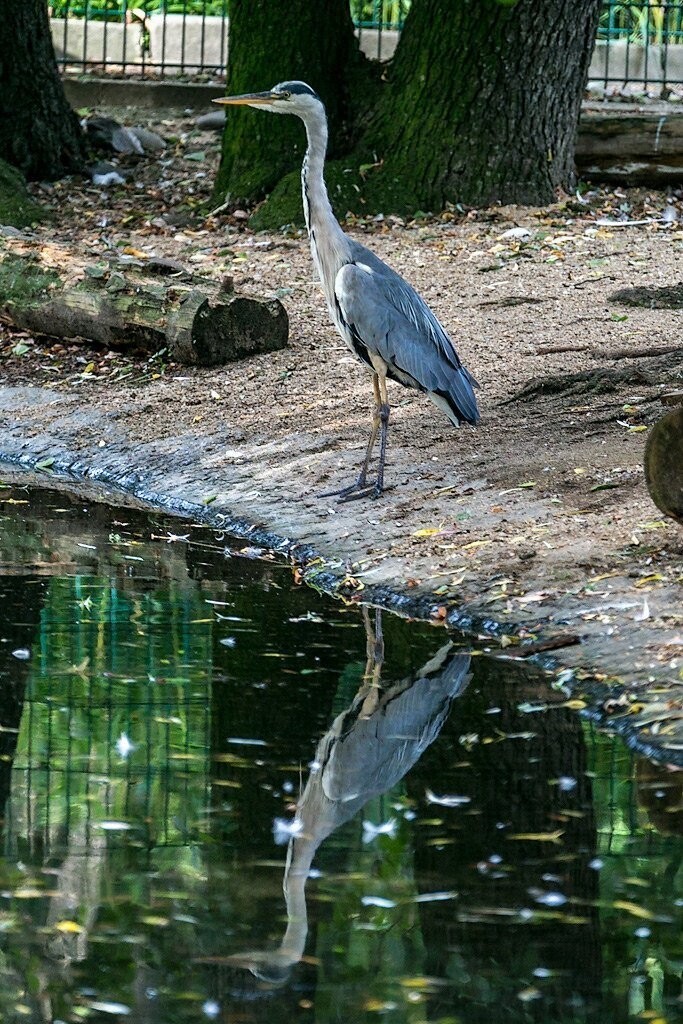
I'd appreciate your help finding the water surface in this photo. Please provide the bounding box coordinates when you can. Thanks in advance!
[0,481,681,1023]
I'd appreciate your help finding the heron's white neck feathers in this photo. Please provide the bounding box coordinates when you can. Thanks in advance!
[300,105,352,307]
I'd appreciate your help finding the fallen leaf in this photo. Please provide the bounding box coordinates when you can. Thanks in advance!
[55,920,84,934]
[506,830,564,844]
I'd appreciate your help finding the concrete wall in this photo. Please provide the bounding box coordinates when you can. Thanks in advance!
[588,39,683,87]
[51,18,142,65]
[148,14,227,70]
[51,14,398,70]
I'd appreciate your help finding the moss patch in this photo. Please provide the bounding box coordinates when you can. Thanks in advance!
[0,160,46,228]
[0,252,61,305]
[248,158,388,231]
[248,150,445,231]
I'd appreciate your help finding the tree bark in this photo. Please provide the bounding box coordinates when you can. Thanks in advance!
[0,252,288,366]
[248,0,603,226]
[0,1,86,179]
[354,0,602,211]
[214,0,375,206]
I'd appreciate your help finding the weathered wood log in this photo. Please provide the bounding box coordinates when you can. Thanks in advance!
[0,250,288,366]
[576,109,683,183]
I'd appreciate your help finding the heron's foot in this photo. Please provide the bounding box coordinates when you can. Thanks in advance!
[319,480,391,503]
[337,482,387,503]
[318,476,368,500]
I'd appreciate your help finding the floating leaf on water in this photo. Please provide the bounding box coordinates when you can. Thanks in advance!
[517,987,542,1003]
[361,895,396,909]
[612,900,659,921]
[562,699,587,711]
[362,819,397,843]
[55,920,85,934]
[140,915,170,927]
[535,891,567,907]
[35,457,54,470]
[425,788,471,807]
[88,1002,131,1016]
[506,830,564,844]
[413,891,458,904]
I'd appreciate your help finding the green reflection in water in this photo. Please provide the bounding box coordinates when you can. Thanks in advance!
[0,483,680,1024]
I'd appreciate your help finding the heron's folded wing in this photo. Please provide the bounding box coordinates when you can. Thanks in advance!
[336,262,479,425]
[322,651,471,803]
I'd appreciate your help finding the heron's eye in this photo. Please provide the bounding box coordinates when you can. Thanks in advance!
[280,91,291,99]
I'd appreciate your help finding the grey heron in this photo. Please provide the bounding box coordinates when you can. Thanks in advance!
[215,81,480,500]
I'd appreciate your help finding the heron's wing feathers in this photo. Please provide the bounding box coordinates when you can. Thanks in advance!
[336,255,479,425]
[322,651,471,803]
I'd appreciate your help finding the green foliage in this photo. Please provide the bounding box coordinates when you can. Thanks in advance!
[350,0,410,27]
[598,0,683,44]
[49,0,228,20]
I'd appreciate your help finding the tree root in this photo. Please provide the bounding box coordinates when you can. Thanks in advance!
[609,283,683,309]
[501,366,656,405]
[503,348,683,406]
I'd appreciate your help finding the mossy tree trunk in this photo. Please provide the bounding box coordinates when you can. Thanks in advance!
[244,0,603,226]
[214,0,376,206]
[0,1,85,179]
[357,0,603,212]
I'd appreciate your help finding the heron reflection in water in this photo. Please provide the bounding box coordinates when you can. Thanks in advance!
[228,609,471,984]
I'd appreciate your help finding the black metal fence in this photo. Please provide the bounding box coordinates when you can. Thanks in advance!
[48,1,683,95]
[594,0,683,94]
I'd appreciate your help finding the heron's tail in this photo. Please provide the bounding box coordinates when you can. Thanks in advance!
[429,366,480,427]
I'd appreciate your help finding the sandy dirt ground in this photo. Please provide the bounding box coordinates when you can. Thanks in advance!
[1,105,683,760]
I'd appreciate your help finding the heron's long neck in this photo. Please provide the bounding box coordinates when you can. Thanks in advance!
[301,108,351,295]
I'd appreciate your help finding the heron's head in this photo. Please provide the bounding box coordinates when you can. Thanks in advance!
[213,80,322,118]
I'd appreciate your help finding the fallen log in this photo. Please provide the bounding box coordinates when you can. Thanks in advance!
[0,249,288,367]
[576,108,683,184]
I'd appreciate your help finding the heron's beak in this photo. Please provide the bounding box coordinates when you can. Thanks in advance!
[213,91,276,106]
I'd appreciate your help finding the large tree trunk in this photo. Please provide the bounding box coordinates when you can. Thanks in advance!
[214,0,375,206]
[0,1,85,179]
[249,0,603,227]
[359,0,603,211]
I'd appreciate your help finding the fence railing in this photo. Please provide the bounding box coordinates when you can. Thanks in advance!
[48,1,683,96]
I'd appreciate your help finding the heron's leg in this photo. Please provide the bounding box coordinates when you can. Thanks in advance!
[375,374,391,495]
[359,609,385,718]
[319,374,382,499]
[338,376,391,502]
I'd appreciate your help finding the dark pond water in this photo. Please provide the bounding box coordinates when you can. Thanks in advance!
[0,479,681,1024]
